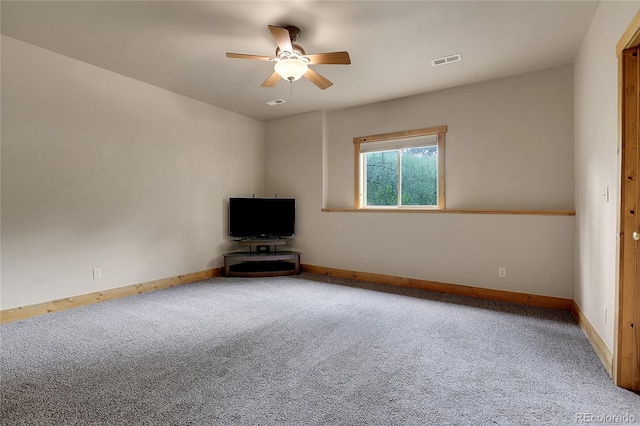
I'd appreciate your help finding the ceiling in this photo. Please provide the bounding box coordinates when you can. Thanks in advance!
[1,1,599,122]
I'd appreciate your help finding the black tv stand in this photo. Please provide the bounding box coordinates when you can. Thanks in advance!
[224,240,300,277]
[242,239,286,254]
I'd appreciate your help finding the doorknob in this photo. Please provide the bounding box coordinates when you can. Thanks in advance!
[634,231,640,241]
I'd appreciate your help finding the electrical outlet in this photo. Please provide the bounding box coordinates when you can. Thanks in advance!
[93,268,102,279]
[498,267,507,278]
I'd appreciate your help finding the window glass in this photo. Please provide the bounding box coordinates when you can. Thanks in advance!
[400,146,438,206]
[354,125,446,209]
[365,150,398,206]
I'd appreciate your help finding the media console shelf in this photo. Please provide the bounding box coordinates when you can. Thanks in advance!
[223,240,300,277]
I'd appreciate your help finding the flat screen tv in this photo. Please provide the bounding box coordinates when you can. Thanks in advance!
[229,197,295,239]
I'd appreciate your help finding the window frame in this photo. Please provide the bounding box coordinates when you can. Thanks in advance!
[354,125,447,209]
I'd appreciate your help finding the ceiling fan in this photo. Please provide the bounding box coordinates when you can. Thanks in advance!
[226,25,351,90]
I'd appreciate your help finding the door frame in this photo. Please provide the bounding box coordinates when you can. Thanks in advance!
[615,11,640,390]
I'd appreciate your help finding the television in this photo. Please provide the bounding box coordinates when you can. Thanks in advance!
[229,197,295,239]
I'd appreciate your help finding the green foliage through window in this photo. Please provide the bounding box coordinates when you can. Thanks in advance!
[365,151,398,206]
[365,146,438,207]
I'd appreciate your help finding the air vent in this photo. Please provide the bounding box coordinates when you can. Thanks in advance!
[431,53,462,67]
[266,99,286,106]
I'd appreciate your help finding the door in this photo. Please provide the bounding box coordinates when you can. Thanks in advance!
[617,45,640,391]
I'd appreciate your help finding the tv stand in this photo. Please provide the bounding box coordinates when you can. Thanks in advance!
[243,239,286,254]
[223,240,300,277]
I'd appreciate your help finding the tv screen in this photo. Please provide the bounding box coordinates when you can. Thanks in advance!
[229,197,295,239]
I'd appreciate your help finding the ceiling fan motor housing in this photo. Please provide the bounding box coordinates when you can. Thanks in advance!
[276,44,306,58]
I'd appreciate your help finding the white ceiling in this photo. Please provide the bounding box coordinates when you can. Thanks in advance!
[1,1,599,122]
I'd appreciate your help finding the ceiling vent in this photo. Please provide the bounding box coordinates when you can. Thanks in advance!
[266,99,286,106]
[431,53,462,67]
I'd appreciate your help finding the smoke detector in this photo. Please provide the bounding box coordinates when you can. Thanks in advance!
[266,99,286,106]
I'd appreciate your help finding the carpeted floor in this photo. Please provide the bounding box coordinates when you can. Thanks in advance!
[1,273,638,425]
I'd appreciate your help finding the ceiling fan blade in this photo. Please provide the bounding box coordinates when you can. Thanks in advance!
[268,25,293,53]
[226,53,273,61]
[306,51,351,65]
[261,72,281,87]
[304,68,333,90]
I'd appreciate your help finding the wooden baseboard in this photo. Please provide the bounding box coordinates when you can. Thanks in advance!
[0,268,223,325]
[0,264,581,325]
[571,300,614,377]
[4,264,610,376]
[301,264,572,311]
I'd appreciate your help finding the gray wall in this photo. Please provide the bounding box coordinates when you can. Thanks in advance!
[266,66,575,298]
[326,65,574,210]
[1,36,266,309]
[574,1,640,351]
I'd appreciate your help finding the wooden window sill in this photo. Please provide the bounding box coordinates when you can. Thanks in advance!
[321,208,576,216]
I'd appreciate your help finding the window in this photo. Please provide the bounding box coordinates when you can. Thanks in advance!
[354,125,446,209]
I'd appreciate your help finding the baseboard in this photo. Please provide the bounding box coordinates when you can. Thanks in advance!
[571,300,614,377]
[4,264,610,376]
[0,268,223,325]
[1,264,580,324]
[301,264,572,311]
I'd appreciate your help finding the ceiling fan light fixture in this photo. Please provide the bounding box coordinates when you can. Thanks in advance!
[274,58,308,82]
